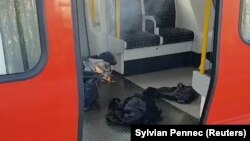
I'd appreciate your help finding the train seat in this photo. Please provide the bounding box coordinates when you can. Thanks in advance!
[107,0,195,75]
[120,0,161,50]
[121,32,161,50]
[143,0,194,44]
[159,27,194,44]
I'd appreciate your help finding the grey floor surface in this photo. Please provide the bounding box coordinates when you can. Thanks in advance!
[82,75,199,141]
[126,67,201,119]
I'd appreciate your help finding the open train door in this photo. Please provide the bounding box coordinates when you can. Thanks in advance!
[203,0,250,124]
[0,0,83,141]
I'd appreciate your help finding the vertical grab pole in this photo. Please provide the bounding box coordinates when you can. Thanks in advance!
[0,31,7,75]
[200,0,211,74]
[116,0,121,39]
[90,0,96,24]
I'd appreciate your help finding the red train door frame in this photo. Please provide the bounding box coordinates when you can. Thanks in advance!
[0,0,84,141]
[71,0,85,140]
[202,0,250,124]
[201,0,222,124]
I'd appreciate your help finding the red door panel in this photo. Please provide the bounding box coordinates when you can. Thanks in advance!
[0,0,79,141]
[206,0,250,124]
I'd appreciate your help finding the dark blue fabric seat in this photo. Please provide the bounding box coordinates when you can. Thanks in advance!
[144,0,194,45]
[159,27,194,44]
[122,32,161,49]
[120,0,161,49]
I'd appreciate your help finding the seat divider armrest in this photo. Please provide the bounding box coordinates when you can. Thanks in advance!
[142,15,159,35]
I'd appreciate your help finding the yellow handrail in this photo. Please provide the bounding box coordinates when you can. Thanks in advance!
[90,0,96,24]
[116,0,121,39]
[200,0,211,74]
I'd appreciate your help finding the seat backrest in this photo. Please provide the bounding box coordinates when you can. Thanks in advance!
[144,0,176,28]
[120,0,143,37]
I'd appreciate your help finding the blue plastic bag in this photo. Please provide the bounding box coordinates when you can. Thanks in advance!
[83,71,100,111]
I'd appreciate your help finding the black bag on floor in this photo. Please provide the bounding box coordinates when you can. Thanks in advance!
[106,91,162,125]
[158,83,199,104]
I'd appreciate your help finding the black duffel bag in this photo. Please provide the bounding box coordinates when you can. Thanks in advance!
[106,89,162,125]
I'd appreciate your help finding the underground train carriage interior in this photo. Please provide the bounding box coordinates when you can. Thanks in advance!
[0,0,217,139]
[81,0,216,131]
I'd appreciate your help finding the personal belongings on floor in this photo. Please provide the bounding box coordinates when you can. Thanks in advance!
[99,52,117,65]
[106,89,162,125]
[142,87,159,98]
[83,71,100,111]
[82,52,116,83]
[157,83,199,104]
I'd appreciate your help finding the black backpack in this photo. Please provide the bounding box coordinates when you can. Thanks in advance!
[158,83,199,104]
[106,90,162,125]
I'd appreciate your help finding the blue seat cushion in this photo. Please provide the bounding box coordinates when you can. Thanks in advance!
[144,0,176,28]
[159,27,194,44]
[121,32,161,49]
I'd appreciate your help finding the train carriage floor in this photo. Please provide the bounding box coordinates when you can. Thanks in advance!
[82,68,199,141]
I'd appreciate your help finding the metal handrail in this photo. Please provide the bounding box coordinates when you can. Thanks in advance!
[200,0,212,74]
[116,0,121,39]
[90,0,96,24]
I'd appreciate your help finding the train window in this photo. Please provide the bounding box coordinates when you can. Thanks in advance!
[241,0,250,43]
[0,0,41,76]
